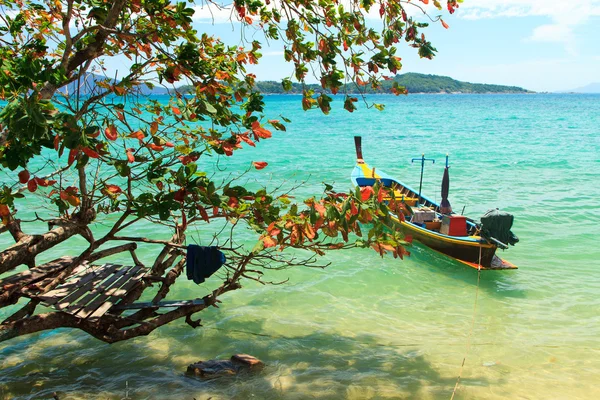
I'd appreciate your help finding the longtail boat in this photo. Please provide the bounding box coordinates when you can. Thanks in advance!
[351,137,519,270]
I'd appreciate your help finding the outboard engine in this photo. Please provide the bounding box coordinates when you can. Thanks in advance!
[480,209,519,249]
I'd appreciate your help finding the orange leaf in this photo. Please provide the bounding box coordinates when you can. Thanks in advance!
[314,202,326,217]
[148,144,164,152]
[66,195,80,207]
[267,222,281,236]
[172,107,181,115]
[441,19,449,29]
[262,236,277,248]
[127,130,145,140]
[104,184,122,194]
[150,121,158,135]
[252,161,268,170]
[105,126,118,141]
[164,142,175,148]
[126,150,135,163]
[0,204,10,217]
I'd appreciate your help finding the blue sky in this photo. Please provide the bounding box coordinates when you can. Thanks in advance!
[186,0,600,92]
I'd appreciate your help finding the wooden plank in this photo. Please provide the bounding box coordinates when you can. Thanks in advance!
[36,263,114,305]
[111,299,205,311]
[39,264,119,307]
[0,259,84,287]
[76,265,144,319]
[65,265,135,315]
[52,264,123,310]
[37,263,110,302]
[86,267,147,320]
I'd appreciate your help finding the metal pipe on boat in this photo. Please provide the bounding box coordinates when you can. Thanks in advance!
[412,154,435,206]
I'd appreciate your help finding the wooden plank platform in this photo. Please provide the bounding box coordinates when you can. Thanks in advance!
[33,263,148,320]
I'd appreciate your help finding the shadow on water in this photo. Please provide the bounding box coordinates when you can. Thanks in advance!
[0,318,502,400]
[408,243,527,299]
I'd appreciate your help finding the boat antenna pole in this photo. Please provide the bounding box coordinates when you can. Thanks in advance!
[354,136,364,164]
[412,154,435,205]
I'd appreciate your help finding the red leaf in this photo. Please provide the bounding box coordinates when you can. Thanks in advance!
[251,121,272,139]
[198,206,210,223]
[27,179,38,193]
[105,125,118,141]
[239,134,256,147]
[34,177,56,187]
[68,148,78,165]
[126,150,135,163]
[174,189,186,202]
[164,141,175,148]
[82,147,100,159]
[350,201,358,215]
[252,161,268,170]
[53,134,60,150]
[377,188,388,203]
[360,186,374,201]
[18,170,30,184]
[228,197,239,208]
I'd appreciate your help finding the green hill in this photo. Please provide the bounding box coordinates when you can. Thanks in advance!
[253,73,532,94]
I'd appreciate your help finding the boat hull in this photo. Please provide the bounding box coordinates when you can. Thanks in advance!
[395,219,499,268]
[351,162,517,270]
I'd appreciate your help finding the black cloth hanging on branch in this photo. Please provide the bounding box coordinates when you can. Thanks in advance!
[186,245,227,284]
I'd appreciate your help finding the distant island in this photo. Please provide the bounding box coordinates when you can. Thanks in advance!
[562,82,600,93]
[253,73,532,94]
[64,72,532,96]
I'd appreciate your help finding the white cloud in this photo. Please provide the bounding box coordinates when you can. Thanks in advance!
[192,4,234,24]
[459,0,600,49]
[528,23,573,43]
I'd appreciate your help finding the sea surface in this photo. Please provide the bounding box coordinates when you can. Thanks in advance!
[1,93,599,399]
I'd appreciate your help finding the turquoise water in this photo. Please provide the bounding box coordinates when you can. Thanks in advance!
[1,94,599,399]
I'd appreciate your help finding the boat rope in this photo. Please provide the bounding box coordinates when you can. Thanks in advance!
[450,245,482,400]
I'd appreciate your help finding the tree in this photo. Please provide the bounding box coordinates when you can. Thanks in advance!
[0,0,458,343]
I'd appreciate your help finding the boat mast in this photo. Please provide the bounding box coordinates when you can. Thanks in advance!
[411,154,435,205]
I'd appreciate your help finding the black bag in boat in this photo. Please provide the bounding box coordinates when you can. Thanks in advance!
[480,209,519,247]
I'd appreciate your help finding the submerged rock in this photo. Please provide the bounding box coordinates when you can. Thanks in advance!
[186,354,264,378]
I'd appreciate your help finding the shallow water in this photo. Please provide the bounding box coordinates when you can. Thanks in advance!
[1,94,599,399]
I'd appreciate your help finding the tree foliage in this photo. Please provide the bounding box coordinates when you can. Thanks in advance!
[0,0,459,343]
